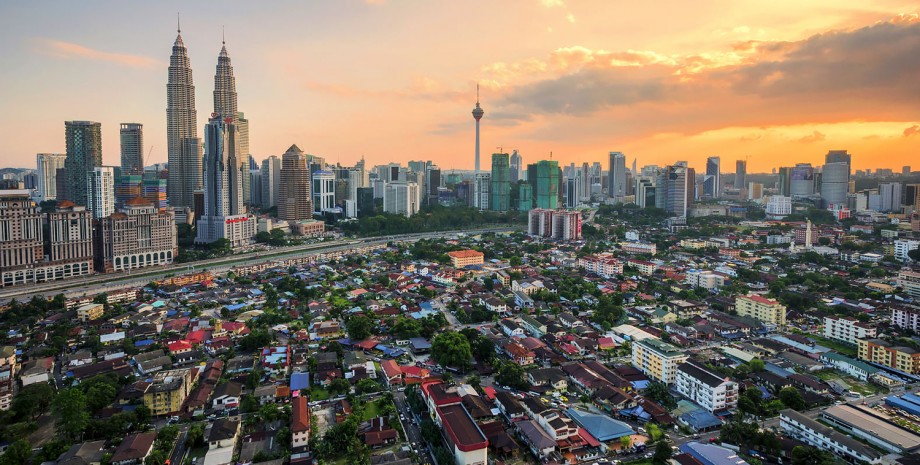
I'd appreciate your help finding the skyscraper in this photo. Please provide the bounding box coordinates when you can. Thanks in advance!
[195,115,254,246]
[472,84,484,174]
[278,144,312,221]
[510,150,523,183]
[656,163,690,217]
[213,40,250,210]
[777,166,792,197]
[167,25,201,208]
[529,160,560,210]
[821,150,851,206]
[490,153,511,211]
[64,121,103,207]
[704,156,720,198]
[119,123,144,175]
[35,153,66,201]
[261,155,281,209]
[734,160,747,189]
[87,167,115,219]
[878,182,902,212]
[608,152,626,200]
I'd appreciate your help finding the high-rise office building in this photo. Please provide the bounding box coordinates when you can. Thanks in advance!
[383,182,420,217]
[528,160,560,210]
[906,184,920,209]
[777,166,792,197]
[473,173,491,210]
[120,123,144,175]
[167,26,201,208]
[490,153,511,211]
[195,116,254,246]
[249,167,262,206]
[63,121,103,207]
[656,163,690,217]
[426,166,441,206]
[821,150,851,206]
[734,160,747,189]
[878,182,902,212]
[609,152,627,200]
[312,170,335,213]
[704,156,720,198]
[213,40,251,207]
[518,183,533,211]
[142,173,168,211]
[790,164,815,197]
[510,150,523,183]
[278,145,312,221]
[35,153,66,202]
[635,177,656,208]
[261,155,281,209]
[115,174,142,210]
[904,166,912,175]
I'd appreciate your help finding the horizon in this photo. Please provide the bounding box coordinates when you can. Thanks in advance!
[1,1,918,172]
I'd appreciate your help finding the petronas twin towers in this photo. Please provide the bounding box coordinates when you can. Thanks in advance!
[166,26,250,211]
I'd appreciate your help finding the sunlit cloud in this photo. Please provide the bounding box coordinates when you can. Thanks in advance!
[797,130,826,143]
[905,125,920,137]
[34,39,160,69]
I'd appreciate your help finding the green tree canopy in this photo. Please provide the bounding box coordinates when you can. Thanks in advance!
[431,331,472,371]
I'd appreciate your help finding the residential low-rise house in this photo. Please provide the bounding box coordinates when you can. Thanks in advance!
[291,396,311,449]
[111,432,156,465]
[211,381,242,410]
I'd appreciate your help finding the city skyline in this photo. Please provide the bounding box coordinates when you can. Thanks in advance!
[0,2,918,173]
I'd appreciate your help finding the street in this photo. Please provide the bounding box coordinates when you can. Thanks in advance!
[393,390,433,465]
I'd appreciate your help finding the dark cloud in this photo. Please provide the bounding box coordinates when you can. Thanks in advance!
[498,17,920,132]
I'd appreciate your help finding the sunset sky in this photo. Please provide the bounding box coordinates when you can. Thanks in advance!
[0,1,918,173]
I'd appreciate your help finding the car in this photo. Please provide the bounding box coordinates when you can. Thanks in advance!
[709,437,718,443]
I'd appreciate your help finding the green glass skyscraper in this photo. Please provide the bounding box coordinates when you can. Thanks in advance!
[528,160,559,209]
[490,153,511,211]
[63,120,103,207]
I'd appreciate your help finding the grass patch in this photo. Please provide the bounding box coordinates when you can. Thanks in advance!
[308,387,330,401]
[813,370,840,381]
[362,401,381,420]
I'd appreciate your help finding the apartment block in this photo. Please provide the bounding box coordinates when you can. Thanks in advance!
[447,250,485,268]
[735,295,786,326]
[675,361,738,413]
[899,269,920,299]
[779,409,881,463]
[858,338,920,374]
[891,305,920,332]
[823,316,876,345]
[143,368,195,416]
[631,338,688,384]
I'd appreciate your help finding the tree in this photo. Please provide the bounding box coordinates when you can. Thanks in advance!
[53,388,89,440]
[646,423,663,442]
[0,440,32,465]
[909,248,920,262]
[496,363,528,390]
[346,315,374,340]
[748,358,765,372]
[135,404,151,426]
[430,331,472,371]
[187,423,205,448]
[791,445,836,465]
[356,378,383,395]
[652,441,673,465]
[779,387,807,411]
[12,382,54,420]
[83,379,118,412]
[329,378,351,396]
[620,435,632,450]
[644,382,676,410]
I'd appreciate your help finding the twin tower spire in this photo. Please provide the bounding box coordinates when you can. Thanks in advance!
[166,18,243,209]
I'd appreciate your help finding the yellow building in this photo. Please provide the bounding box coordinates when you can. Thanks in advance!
[447,250,485,268]
[143,368,194,416]
[735,295,786,326]
[858,338,920,374]
[631,338,688,384]
[76,303,105,322]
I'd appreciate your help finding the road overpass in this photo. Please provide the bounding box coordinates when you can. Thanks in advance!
[0,227,519,304]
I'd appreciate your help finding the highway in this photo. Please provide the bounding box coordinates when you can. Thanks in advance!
[0,227,518,304]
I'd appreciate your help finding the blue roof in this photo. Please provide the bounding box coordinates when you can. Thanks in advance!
[679,410,723,430]
[375,344,406,357]
[250,289,264,295]
[764,363,793,377]
[680,442,749,465]
[135,339,154,347]
[152,300,167,308]
[631,380,650,390]
[225,303,247,311]
[290,372,311,391]
[566,408,634,441]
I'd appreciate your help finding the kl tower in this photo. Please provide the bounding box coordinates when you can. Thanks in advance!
[472,83,484,174]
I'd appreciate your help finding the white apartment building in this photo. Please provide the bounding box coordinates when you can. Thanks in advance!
[383,181,420,217]
[779,409,881,464]
[765,196,792,220]
[87,166,115,219]
[675,361,738,413]
[35,153,66,201]
[891,305,920,332]
[895,240,919,262]
[684,270,728,290]
[823,316,876,345]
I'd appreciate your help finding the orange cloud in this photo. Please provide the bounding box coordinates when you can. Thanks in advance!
[904,125,920,137]
[35,39,160,69]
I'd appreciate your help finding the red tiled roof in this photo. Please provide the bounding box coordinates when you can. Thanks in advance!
[291,396,310,433]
